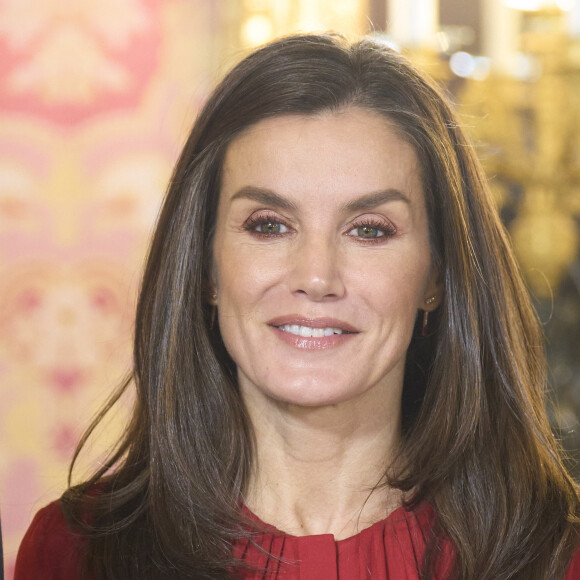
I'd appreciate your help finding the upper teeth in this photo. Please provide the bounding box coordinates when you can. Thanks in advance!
[278,324,345,337]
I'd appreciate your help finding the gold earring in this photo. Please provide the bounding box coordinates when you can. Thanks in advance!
[209,291,217,330]
[422,296,436,336]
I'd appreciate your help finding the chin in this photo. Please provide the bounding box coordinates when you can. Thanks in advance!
[261,376,362,408]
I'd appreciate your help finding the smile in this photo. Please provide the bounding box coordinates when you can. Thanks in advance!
[277,324,348,337]
[266,316,359,350]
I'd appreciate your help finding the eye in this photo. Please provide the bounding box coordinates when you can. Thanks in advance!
[243,212,291,237]
[255,220,288,235]
[346,218,397,242]
[353,225,384,239]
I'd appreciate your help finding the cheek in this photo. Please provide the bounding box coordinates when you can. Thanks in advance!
[349,251,431,311]
[214,243,283,313]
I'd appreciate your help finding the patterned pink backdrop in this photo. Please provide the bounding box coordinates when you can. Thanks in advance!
[0,1,223,576]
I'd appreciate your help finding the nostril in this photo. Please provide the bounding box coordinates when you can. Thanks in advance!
[289,248,345,299]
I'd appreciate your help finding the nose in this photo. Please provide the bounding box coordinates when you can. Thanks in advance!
[289,234,345,301]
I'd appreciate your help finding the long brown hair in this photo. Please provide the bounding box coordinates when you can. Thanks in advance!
[63,33,579,579]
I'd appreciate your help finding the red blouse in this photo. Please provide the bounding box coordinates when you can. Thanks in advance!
[14,500,580,579]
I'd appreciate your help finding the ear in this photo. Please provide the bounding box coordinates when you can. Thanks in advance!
[204,275,218,305]
[207,287,218,305]
[207,255,219,305]
[423,269,443,312]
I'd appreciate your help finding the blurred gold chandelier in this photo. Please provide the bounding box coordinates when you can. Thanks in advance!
[231,0,580,298]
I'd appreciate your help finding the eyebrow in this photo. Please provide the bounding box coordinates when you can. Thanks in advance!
[229,186,411,212]
[230,186,298,211]
[341,189,411,212]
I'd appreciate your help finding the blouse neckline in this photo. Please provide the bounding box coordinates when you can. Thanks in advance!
[240,499,433,544]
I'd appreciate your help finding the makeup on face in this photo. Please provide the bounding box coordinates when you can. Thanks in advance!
[212,108,438,408]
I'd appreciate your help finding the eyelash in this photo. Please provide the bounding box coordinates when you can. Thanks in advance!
[346,218,397,243]
[242,212,397,243]
[243,212,290,237]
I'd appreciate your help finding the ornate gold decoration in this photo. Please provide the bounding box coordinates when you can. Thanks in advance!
[459,6,580,297]
[237,0,369,50]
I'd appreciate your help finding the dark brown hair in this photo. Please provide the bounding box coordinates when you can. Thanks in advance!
[63,33,579,579]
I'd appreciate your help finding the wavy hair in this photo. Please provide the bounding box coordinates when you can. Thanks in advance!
[63,33,579,579]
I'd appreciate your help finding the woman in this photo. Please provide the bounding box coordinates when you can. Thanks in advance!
[16,33,580,579]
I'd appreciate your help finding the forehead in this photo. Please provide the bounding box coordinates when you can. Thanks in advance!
[220,107,424,205]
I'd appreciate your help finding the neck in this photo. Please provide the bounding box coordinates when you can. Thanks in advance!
[242,381,404,540]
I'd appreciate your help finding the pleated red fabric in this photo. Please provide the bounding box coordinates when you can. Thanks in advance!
[15,500,580,579]
[233,502,453,579]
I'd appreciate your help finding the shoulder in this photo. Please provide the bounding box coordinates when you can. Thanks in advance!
[14,500,86,580]
[566,542,580,580]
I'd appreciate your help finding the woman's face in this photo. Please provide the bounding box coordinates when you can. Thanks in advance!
[212,107,440,408]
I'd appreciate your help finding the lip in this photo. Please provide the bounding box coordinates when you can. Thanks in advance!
[266,315,359,333]
[267,315,359,351]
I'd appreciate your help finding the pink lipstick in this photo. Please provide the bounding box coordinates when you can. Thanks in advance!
[267,316,359,350]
